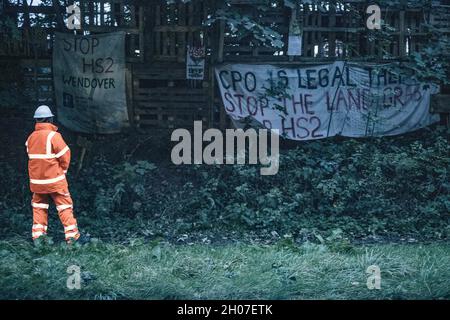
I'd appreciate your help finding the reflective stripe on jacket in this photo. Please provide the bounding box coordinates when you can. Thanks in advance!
[26,123,71,193]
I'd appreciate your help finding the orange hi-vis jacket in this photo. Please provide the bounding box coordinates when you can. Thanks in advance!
[25,123,71,194]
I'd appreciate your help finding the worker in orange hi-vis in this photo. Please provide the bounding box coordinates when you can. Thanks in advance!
[25,105,81,244]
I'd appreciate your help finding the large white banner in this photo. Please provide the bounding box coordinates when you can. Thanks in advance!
[216,62,440,140]
[53,32,128,134]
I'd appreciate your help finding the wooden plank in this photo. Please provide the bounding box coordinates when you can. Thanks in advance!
[399,2,406,57]
[161,3,168,56]
[4,5,64,14]
[86,25,140,33]
[100,0,105,25]
[133,67,187,79]
[135,101,208,109]
[217,20,225,63]
[135,95,208,103]
[155,4,161,57]
[88,0,94,27]
[169,31,176,57]
[126,63,135,126]
[52,0,64,30]
[153,25,203,32]
[187,1,194,46]
[119,0,125,26]
[136,87,207,94]
[144,3,154,61]
[139,5,145,61]
[177,2,187,63]
[329,1,336,57]
[135,107,208,114]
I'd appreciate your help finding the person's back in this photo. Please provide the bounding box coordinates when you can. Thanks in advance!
[26,105,81,244]
[26,122,70,193]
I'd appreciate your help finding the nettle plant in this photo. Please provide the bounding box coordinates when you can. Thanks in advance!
[91,159,157,217]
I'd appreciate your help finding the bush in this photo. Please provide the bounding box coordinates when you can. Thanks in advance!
[0,126,448,243]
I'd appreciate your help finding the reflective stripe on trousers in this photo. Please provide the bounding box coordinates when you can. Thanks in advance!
[31,190,79,241]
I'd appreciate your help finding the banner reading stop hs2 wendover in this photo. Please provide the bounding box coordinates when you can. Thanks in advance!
[53,32,128,134]
[215,62,440,140]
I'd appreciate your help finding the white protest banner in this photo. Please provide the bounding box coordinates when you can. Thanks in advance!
[186,46,206,80]
[215,62,440,140]
[53,32,128,134]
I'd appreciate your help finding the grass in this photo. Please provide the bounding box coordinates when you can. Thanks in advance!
[0,239,448,300]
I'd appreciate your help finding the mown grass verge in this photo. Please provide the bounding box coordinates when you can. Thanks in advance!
[0,240,448,300]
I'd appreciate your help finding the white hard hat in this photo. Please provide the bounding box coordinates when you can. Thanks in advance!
[34,105,55,119]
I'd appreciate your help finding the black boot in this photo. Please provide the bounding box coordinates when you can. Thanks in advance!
[67,233,91,245]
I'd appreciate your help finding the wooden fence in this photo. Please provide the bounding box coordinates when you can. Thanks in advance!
[1,0,449,127]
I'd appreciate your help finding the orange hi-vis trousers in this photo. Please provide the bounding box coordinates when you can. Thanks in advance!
[31,189,80,242]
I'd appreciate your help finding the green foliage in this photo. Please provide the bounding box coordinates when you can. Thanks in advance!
[0,16,20,40]
[0,126,448,243]
[407,39,450,84]
[363,1,450,84]
[0,61,29,108]
[126,126,447,242]
[201,0,450,84]
[205,7,284,49]
[88,159,157,218]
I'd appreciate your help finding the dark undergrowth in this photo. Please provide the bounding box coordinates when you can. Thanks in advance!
[0,122,448,245]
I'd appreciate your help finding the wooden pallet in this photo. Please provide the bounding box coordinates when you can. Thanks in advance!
[147,0,215,63]
[2,59,53,120]
[133,65,212,130]
[430,4,450,34]
[20,59,54,106]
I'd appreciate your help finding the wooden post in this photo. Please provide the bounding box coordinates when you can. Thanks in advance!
[155,3,161,58]
[215,4,226,128]
[177,2,186,63]
[119,0,124,27]
[399,0,406,57]
[138,5,144,62]
[187,1,194,47]
[52,0,64,31]
[126,63,135,128]
[161,3,168,57]
[22,0,31,57]
[76,136,93,177]
[217,20,225,63]
[329,1,336,57]
[88,0,94,27]
[318,8,323,57]
[288,6,297,62]
[79,0,85,31]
